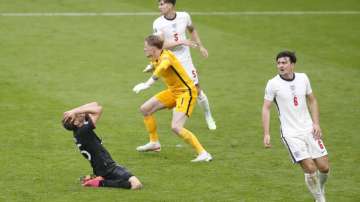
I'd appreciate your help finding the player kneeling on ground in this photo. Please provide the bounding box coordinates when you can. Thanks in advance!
[62,102,142,190]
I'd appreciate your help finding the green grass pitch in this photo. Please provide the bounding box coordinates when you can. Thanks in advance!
[0,0,359,201]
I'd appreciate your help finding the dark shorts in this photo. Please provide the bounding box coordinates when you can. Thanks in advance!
[104,165,133,181]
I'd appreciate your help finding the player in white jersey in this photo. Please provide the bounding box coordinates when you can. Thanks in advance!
[149,0,216,130]
[262,51,330,202]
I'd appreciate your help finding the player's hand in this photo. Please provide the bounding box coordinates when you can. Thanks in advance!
[263,134,272,148]
[133,82,150,94]
[63,110,76,123]
[182,40,198,48]
[312,124,322,139]
[143,64,154,73]
[199,46,209,58]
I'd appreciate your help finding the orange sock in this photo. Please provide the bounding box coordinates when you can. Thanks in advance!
[179,128,205,154]
[144,115,159,142]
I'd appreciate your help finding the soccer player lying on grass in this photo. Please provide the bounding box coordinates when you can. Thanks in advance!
[62,102,142,190]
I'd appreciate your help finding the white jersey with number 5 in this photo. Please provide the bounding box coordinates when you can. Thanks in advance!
[153,12,198,84]
[264,73,314,137]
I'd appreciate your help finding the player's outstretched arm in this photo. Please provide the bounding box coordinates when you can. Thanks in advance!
[262,100,272,148]
[187,25,208,58]
[133,76,158,94]
[307,93,322,139]
[63,102,103,125]
[156,31,198,50]
[143,64,154,73]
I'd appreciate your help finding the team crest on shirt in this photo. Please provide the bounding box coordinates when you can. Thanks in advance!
[290,84,296,91]
[172,23,177,29]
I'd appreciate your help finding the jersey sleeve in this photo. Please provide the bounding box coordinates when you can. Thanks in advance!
[264,80,275,101]
[184,12,192,26]
[85,114,96,130]
[152,21,158,33]
[304,74,313,95]
[153,58,171,77]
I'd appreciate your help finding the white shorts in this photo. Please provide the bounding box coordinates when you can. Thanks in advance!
[281,132,328,163]
[180,59,199,85]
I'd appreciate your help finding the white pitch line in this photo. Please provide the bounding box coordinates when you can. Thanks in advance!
[192,11,360,15]
[1,11,360,17]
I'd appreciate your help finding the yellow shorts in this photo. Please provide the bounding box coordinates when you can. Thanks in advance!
[155,89,197,117]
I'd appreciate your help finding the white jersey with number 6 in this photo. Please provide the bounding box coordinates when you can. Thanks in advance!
[264,73,314,137]
[153,12,198,84]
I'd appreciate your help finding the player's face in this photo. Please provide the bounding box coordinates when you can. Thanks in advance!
[73,113,85,127]
[158,0,172,15]
[277,57,294,76]
[144,41,155,58]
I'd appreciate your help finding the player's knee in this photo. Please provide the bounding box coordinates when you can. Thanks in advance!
[131,182,143,190]
[301,160,317,173]
[318,164,330,173]
[303,167,317,174]
[129,176,142,190]
[198,90,204,98]
[140,104,151,116]
[198,90,207,101]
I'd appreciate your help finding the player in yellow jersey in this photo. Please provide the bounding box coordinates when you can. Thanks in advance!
[132,35,212,162]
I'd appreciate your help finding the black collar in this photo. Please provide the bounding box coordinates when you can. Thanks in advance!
[279,73,295,81]
[164,13,177,21]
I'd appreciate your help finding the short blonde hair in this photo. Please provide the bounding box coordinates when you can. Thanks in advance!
[145,35,164,49]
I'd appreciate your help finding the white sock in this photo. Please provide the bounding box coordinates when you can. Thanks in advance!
[197,90,213,119]
[318,171,329,194]
[304,172,324,202]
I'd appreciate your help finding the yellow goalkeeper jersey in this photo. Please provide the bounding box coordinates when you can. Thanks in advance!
[152,49,196,94]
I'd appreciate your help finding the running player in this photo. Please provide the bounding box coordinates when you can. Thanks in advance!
[62,102,142,189]
[149,0,216,130]
[133,35,212,162]
[262,51,330,202]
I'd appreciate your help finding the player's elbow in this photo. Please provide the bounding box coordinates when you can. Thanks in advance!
[92,102,103,114]
[89,101,101,107]
[97,105,103,114]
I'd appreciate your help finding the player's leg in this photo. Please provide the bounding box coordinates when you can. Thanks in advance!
[100,178,131,189]
[171,94,212,162]
[196,85,216,130]
[282,135,324,201]
[137,90,175,152]
[314,155,329,195]
[300,159,325,202]
[309,137,329,196]
[140,97,164,143]
[101,166,142,189]
[184,60,216,130]
[100,176,142,189]
[97,176,141,190]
